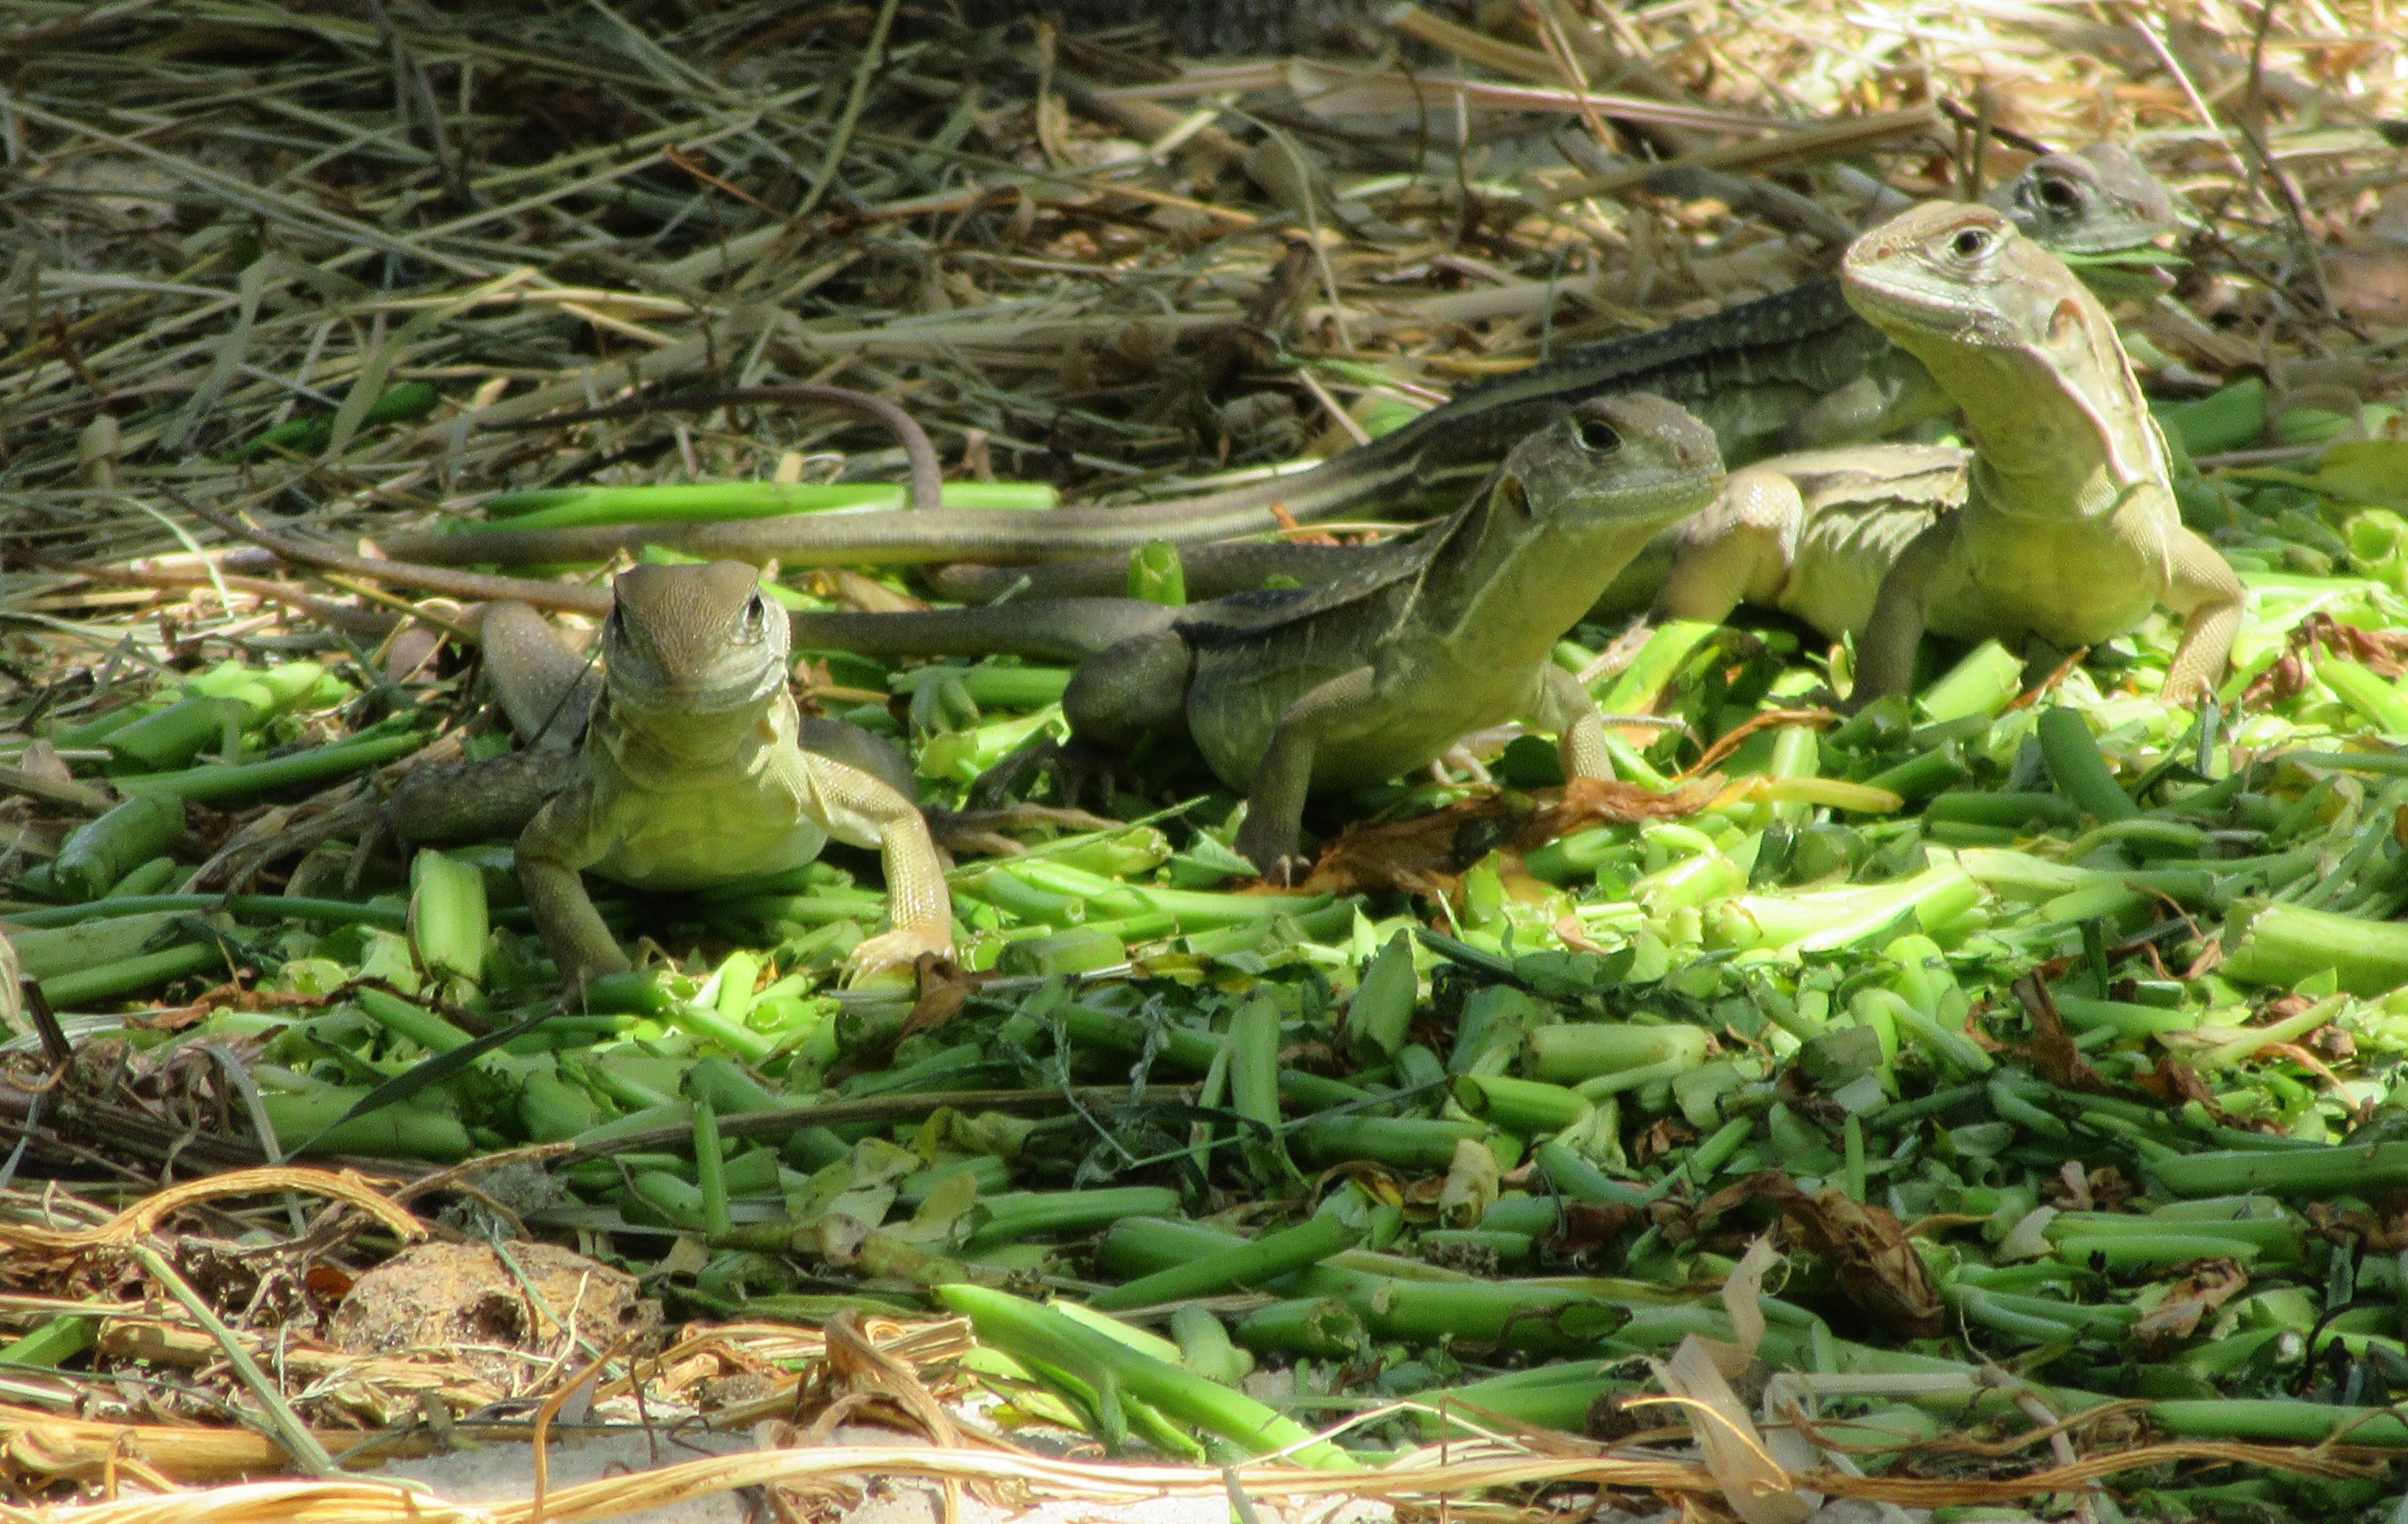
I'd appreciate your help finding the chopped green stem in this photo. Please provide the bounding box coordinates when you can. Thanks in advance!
[1093,1213,1362,1311]
[938,1284,1355,1467]
[2038,707,2138,821]
[1232,1297,1365,1358]
[2222,898,2408,994]
[120,732,426,803]
[39,943,224,1007]
[968,1187,1183,1249]
[2149,1141,2408,1199]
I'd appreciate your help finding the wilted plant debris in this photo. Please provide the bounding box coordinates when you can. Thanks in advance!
[11,0,2408,1520]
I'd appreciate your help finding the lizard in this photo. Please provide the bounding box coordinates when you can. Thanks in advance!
[1646,200,2242,707]
[183,396,1722,883]
[910,147,2182,611]
[383,560,957,996]
[342,148,2173,583]
[765,393,1724,882]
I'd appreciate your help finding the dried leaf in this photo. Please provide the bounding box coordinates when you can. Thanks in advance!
[1702,1172,1945,1340]
[2015,975,2111,1095]
[1631,1338,1813,1524]
[1515,774,1725,846]
[1779,1186,1943,1339]
[1295,793,1519,899]
[2132,1258,2250,1345]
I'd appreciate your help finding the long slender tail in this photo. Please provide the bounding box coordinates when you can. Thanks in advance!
[927,540,1376,604]
[787,600,1180,663]
[365,426,1438,569]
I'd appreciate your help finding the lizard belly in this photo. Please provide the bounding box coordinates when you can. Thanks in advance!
[1325,664,1529,788]
[1188,644,1527,792]
[584,768,827,890]
[1768,447,1968,638]
[1938,506,2165,647]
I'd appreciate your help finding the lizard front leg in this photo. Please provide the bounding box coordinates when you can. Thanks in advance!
[1850,513,1962,707]
[1649,466,1806,627]
[1234,666,1378,885]
[2159,526,2245,706]
[1530,664,1615,782]
[514,783,630,1001]
[781,750,957,981]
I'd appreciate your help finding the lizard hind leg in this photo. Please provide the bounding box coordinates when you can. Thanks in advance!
[389,747,573,846]
[965,735,1123,817]
[1234,665,1380,886]
[386,600,592,855]
[970,628,1196,815]
[479,601,600,749]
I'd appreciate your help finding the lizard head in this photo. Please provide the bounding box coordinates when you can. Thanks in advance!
[1498,393,1725,532]
[601,560,791,713]
[1988,143,2179,257]
[1840,202,2095,355]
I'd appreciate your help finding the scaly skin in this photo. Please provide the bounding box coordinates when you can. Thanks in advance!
[776,394,1725,882]
[920,145,2178,609]
[389,562,954,995]
[1647,443,1970,638]
[1834,203,2241,706]
[354,151,2170,579]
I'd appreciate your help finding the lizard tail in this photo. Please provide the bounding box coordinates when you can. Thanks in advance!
[787,600,1178,664]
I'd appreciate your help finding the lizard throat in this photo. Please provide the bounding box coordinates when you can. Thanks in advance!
[602,687,784,763]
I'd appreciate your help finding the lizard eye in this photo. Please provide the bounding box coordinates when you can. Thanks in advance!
[743,593,768,629]
[1575,418,1622,453]
[1950,226,1994,259]
[2037,176,2081,212]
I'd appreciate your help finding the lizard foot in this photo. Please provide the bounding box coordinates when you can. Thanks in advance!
[557,947,635,1012]
[923,802,1127,858]
[1256,853,1315,889]
[1233,816,1314,887]
[2157,672,2216,709]
[845,926,957,986]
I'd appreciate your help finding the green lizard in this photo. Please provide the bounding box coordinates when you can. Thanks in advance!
[201,396,1721,883]
[346,148,2171,581]
[386,560,957,995]
[909,144,2185,609]
[731,394,1718,882]
[1649,200,2241,707]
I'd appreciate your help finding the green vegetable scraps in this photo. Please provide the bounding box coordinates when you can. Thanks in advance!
[24,406,2408,1513]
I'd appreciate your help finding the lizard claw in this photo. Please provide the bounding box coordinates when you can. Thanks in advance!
[844,927,955,985]
[556,948,633,1012]
[1258,853,1315,889]
[1233,814,1314,887]
[970,736,1122,817]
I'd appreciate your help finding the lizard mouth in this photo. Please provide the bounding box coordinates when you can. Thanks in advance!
[1846,282,2019,348]
[608,659,788,715]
